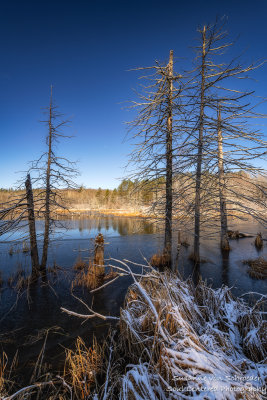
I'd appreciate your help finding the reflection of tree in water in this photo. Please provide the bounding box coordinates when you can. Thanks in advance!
[118,218,128,236]
[105,217,110,231]
[97,219,102,232]
[73,215,158,236]
[221,252,229,287]
[142,221,155,234]
[78,219,84,233]
[112,218,118,232]
[113,217,157,236]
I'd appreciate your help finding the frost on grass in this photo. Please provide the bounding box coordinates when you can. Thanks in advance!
[2,263,266,399]
[113,269,266,399]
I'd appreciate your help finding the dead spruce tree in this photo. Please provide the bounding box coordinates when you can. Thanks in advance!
[212,96,267,251]
[127,50,186,267]
[30,86,78,272]
[0,88,78,274]
[187,20,267,261]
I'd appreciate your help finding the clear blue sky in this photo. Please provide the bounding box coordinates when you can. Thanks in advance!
[0,0,266,189]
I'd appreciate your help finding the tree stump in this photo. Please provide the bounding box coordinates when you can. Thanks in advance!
[92,233,105,286]
[255,233,263,250]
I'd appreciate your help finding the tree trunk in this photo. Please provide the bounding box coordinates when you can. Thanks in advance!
[164,49,173,267]
[25,173,39,276]
[217,103,230,251]
[193,26,206,263]
[41,86,53,270]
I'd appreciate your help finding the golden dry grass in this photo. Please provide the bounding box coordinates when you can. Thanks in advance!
[73,256,87,271]
[244,257,267,279]
[73,261,105,289]
[0,353,8,397]
[150,251,171,268]
[64,337,102,399]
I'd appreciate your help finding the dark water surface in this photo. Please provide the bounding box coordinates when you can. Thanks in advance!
[0,215,266,381]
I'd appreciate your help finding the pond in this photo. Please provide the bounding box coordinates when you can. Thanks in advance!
[0,215,266,383]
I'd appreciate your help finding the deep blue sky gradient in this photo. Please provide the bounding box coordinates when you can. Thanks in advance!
[0,0,266,188]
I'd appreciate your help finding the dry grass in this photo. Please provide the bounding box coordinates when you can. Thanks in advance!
[73,261,105,289]
[243,257,267,279]
[15,276,31,291]
[0,353,8,397]
[64,337,103,399]
[0,352,18,398]
[2,266,266,399]
[73,256,88,271]
[150,251,171,268]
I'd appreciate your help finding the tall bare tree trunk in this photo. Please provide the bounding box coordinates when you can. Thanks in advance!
[193,27,206,263]
[25,173,39,276]
[164,50,173,267]
[41,86,53,270]
[217,104,230,251]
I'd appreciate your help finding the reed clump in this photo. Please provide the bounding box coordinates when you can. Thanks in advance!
[243,257,267,279]
[2,266,266,399]
[64,337,103,399]
[73,261,105,289]
[254,233,263,249]
[73,256,87,271]
[150,251,170,268]
[0,353,8,398]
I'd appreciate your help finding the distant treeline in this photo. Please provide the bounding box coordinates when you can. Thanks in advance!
[1,172,266,218]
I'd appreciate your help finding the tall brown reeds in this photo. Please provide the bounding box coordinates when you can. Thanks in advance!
[64,337,102,399]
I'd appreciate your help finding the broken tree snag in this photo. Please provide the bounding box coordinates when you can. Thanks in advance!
[25,174,40,276]
[94,233,104,266]
[92,233,105,286]
[255,233,263,250]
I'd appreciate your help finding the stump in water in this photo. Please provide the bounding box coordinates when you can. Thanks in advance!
[255,233,263,250]
[91,233,105,287]
[221,236,230,252]
[94,233,104,266]
[73,234,106,289]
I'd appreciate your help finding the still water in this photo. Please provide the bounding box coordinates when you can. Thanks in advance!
[0,215,266,380]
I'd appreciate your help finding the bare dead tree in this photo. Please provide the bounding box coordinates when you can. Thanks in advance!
[29,86,79,272]
[165,50,174,264]
[0,87,78,275]
[184,19,267,261]
[127,51,186,267]
[216,103,230,251]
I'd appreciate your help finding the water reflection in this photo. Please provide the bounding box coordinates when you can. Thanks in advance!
[0,215,266,386]
[62,215,160,238]
[221,251,230,287]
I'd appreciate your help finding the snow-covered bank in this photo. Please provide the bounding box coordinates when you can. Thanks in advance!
[108,269,266,399]
[1,265,266,399]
